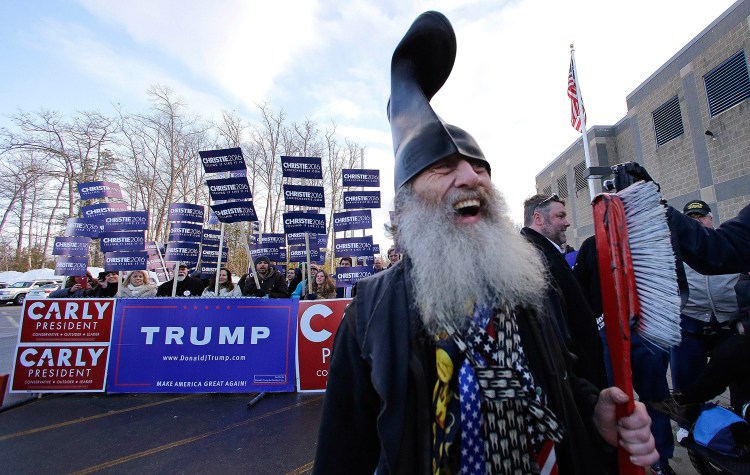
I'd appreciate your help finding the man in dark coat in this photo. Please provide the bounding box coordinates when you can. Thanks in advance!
[520,194,608,390]
[242,256,289,298]
[156,264,205,297]
[314,11,657,475]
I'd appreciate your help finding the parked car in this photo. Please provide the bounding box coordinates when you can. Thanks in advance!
[25,283,62,300]
[0,279,64,305]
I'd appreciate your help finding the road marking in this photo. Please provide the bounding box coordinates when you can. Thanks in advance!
[5,315,19,327]
[0,395,197,441]
[70,396,323,474]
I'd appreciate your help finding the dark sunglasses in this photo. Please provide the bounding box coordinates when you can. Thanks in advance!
[533,194,561,214]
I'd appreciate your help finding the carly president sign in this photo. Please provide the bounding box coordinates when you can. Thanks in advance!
[11,298,116,393]
[106,298,299,393]
[296,299,350,392]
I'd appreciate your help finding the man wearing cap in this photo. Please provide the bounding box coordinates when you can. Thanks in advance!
[242,256,289,298]
[314,11,656,475]
[669,200,742,433]
[156,264,205,297]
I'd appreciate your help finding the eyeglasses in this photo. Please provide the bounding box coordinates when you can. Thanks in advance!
[533,194,561,214]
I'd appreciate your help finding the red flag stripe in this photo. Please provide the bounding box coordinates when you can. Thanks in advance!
[568,58,586,132]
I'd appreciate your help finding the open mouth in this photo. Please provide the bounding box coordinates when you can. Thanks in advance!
[453,198,480,217]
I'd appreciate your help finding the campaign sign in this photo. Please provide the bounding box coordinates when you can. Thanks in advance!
[146,241,164,254]
[296,299,350,392]
[373,244,380,255]
[248,244,284,262]
[55,256,89,276]
[283,184,325,208]
[19,299,116,344]
[206,176,253,201]
[200,245,228,263]
[66,217,101,238]
[281,156,323,179]
[289,245,320,263]
[283,212,326,235]
[169,223,203,243]
[12,345,110,392]
[147,255,164,271]
[81,202,128,219]
[343,191,381,209]
[333,210,372,232]
[211,201,258,223]
[199,263,223,278]
[78,181,123,200]
[168,203,205,223]
[334,236,373,258]
[165,242,200,264]
[316,234,328,249]
[249,233,285,247]
[106,298,299,393]
[100,231,145,252]
[102,211,149,232]
[286,232,318,246]
[52,236,91,256]
[335,265,373,286]
[199,147,246,174]
[342,169,379,188]
[104,251,148,272]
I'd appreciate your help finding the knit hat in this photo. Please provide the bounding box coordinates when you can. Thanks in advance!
[255,256,271,265]
[388,11,489,191]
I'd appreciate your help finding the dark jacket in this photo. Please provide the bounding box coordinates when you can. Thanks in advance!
[668,202,750,274]
[89,283,118,298]
[314,259,611,475]
[156,276,205,297]
[242,268,289,298]
[521,227,608,389]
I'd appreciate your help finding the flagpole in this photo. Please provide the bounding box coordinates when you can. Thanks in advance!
[570,45,596,201]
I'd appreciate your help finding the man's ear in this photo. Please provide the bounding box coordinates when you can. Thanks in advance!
[532,210,544,226]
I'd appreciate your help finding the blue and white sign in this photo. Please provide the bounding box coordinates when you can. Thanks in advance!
[282,184,325,208]
[206,177,252,201]
[249,233,286,247]
[335,265,374,286]
[147,255,163,271]
[283,212,326,235]
[201,229,227,247]
[342,169,380,187]
[165,242,200,264]
[54,256,89,276]
[146,241,165,255]
[169,223,203,243]
[102,211,149,232]
[103,251,149,271]
[334,236,374,258]
[289,245,320,263]
[281,156,323,179]
[65,217,101,238]
[106,298,299,393]
[248,244,284,262]
[211,201,258,223]
[200,245,228,263]
[52,236,91,256]
[208,211,219,225]
[286,232,317,246]
[343,191,381,209]
[333,210,372,232]
[78,181,123,200]
[100,231,145,253]
[373,244,380,255]
[199,147,246,174]
[315,234,328,249]
[168,203,205,223]
[81,202,128,219]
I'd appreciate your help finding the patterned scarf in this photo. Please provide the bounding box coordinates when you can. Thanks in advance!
[432,304,564,474]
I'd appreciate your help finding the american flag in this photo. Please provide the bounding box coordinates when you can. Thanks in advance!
[568,58,586,132]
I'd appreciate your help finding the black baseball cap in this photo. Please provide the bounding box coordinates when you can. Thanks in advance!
[683,200,711,217]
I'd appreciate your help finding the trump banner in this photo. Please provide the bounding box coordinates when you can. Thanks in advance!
[282,184,325,208]
[281,156,323,179]
[333,210,372,232]
[168,203,205,223]
[283,212,326,235]
[211,201,258,223]
[334,265,374,286]
[52,236,91,256]
[106,298,298,393]
[102,211,149,232]
[66,217,101,238]
[169,223,203,243]
[78,181,123,200]
[103,251,148,272]
[99,231,145,253]
[11,298,116,392]
[199,147,246,174]
[334,236,373,258]
[343,191,381,209]
[206,176,253,201]
[296,299,350,392]
[55,256,89,276]
[81,202,128,220]
[342,169,380,187]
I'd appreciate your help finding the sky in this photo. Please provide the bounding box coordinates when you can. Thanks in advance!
[0,0,739,251]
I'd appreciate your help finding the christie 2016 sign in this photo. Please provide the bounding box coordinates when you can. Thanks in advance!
[199,147,246,173]
[11,299,116,392]
[106,298,298,393]
[78,181,123,200]
[342,169,380,187]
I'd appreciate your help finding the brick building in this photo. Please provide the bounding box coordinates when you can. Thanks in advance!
[537,0,750,248]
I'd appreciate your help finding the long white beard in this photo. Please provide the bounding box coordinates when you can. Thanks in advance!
[395,183,548,337]
[177,274,186,282]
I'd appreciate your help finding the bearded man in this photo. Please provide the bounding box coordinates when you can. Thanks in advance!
[313,11,657,475]
[156,263,205,297]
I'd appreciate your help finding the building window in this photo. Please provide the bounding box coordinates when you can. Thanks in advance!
[556,175,569,199]
[652,96,684,146]
[574,161,587,192]
[705,50,750,117]
[542,185,552,196]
